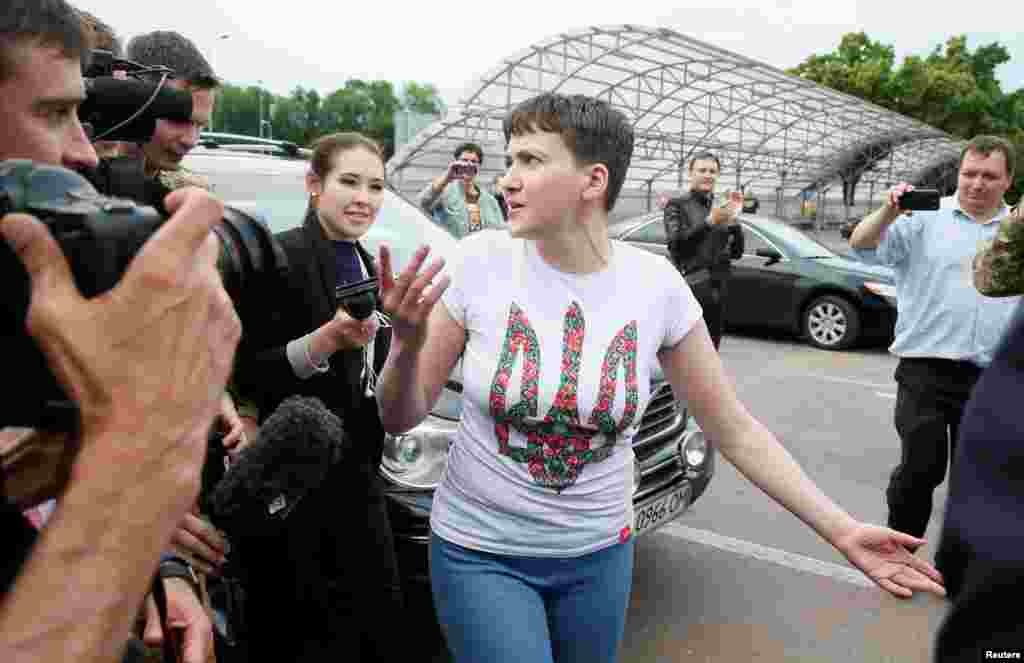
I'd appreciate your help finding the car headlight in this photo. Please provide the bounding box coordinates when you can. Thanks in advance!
[380,415,458,490]
[864,281,897,305]
[680,430,707,469]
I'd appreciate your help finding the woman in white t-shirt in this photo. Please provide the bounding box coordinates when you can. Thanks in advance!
[374,93,945,663]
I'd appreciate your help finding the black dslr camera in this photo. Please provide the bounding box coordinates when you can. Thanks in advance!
[0,161,288,430]
[0,51,290,431]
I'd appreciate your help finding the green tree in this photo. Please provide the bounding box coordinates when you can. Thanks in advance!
[402,81,445,115]
[320,79,402,157]
[789,32,1024,202]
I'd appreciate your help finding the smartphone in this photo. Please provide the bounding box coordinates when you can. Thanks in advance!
[898,188,941,211]
[451,161,479,178]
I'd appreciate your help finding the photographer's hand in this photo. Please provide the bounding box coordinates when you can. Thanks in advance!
[143,577,213,663]
[0,187,241,663]
[170,511,229,577]
[850,182,912,249]
[217,392,248,460]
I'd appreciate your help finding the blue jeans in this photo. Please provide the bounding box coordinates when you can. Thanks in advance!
[430,533,635,663]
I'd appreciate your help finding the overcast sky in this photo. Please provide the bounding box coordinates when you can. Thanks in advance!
[78,0,1024,106]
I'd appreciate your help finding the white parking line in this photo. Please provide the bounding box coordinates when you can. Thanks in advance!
[798,373,892,391]
[658,522,875,589]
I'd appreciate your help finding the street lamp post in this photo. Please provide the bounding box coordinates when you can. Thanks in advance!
[258,79,264,139]
[210,33,230,131]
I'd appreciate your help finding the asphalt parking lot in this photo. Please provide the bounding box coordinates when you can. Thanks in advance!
[617,327,953,663]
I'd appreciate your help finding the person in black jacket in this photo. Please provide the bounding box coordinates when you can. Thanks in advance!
[229,132,404,662]
[933,209,1024,661]
[663,151,744,349]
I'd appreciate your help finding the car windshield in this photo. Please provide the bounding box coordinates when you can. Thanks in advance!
[183,151,459,271]
[747,216,836,259]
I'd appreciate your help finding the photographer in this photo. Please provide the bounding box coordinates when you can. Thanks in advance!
[87,30,219,216]
[418,142,505,238]
[849,136,1020,543]
[0,3,240,662]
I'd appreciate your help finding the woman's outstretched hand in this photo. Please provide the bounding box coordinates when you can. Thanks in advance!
[378,244,450,351]
[835,522,946,599]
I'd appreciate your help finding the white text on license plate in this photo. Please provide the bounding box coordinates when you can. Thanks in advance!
[634,485,690,535]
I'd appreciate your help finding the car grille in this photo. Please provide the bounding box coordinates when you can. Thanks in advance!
[633,382,688,502]
[633,382,685,463]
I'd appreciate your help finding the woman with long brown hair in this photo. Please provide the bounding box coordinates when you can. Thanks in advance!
[228,132,403,662]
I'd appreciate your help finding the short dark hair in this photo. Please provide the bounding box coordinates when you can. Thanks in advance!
[0,0,88,82]
[77,9,120,57]
[503,93,634,211]
[453,142,483,163]
[960,135,1016,180]
[688,151,721,172]
[125,30,218,89]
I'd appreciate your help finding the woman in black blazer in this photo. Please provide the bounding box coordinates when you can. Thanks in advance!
[229,132,403,662]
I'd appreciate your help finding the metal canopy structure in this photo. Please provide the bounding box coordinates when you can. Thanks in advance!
[387,24,965,220]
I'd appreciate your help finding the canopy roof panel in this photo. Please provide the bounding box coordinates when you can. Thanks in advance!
[387,25,964,214]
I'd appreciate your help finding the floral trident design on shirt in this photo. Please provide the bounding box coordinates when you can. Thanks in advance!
[489,302,639,492]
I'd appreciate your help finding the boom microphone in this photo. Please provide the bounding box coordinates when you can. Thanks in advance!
[207,396,351,538]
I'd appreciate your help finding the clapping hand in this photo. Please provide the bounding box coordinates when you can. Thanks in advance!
[710,191,743,226]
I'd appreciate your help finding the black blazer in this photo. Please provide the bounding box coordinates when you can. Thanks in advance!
[234,209,387,469]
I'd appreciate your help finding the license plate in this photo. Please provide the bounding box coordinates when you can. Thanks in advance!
[633,485,691,536]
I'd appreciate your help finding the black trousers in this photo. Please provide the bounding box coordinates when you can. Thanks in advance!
[886,358,982,538]
[690,276,727,350]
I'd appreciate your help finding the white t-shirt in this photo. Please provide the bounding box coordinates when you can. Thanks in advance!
[431,230,702,557]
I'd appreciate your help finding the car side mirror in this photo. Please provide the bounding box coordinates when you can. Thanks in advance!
[755,247,782,265]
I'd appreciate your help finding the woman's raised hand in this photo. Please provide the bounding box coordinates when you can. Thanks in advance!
[378,244,450,351]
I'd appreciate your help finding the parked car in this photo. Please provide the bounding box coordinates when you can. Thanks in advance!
[609,212,897,350]
[182,141,716,636]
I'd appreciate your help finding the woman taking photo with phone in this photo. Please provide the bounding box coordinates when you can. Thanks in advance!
[376,93,945,663]
[418,141,506,239]
[228,132,403,662]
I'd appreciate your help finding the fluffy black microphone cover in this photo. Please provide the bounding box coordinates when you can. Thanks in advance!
[208,395,350,539]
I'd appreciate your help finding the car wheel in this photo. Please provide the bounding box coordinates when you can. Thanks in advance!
[802,295,860,350]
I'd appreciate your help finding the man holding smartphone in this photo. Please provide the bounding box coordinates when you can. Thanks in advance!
[662,151,745,349]
[419,142,505,239]
[849,135,1021,544]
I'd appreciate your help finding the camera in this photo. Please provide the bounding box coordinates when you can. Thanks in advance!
[0,160,288,430]
[898,188,941,212]
[78,50,195,144]
[450,160,479,179]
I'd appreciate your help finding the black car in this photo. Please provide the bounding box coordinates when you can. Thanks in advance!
[183,141,716,640]
[609,212,897,350]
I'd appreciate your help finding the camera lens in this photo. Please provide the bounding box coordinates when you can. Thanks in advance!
[212,206,289,311]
